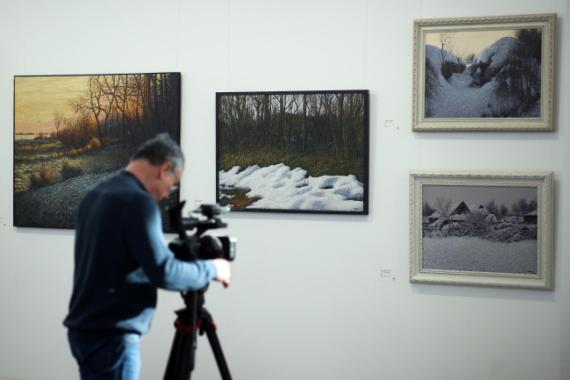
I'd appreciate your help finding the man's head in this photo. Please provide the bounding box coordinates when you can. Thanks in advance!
[127,133,184,201]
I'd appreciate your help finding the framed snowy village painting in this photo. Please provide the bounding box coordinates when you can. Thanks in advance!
[410,171,553,289]
[216,90,369,214]
[412,14,556,131]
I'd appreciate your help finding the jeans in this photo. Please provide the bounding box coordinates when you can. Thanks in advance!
[68,330,141,380]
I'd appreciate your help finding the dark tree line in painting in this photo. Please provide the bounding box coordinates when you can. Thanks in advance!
[217,92,367,161]
[54,73,180,150]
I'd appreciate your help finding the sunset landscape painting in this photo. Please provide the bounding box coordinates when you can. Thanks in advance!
[14,73,181,228]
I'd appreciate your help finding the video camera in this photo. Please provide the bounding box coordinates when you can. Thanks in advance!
[168,201,236,262]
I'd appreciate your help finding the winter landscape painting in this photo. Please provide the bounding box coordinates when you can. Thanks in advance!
[413,14,555,131]
[14,73,181,229]
[216,90,369,214]
[410,172,553,289]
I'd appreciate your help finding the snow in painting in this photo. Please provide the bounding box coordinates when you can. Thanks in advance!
[422,237,537,274]
[421,185,538,274]
[219,163,363,212]
[424,28,542,118]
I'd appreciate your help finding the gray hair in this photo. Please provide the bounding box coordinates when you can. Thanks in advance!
[130,133,185,171]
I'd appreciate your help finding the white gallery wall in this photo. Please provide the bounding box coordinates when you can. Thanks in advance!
[0,0,568,379]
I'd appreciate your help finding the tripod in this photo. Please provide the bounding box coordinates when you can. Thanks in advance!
[163,288,232,380]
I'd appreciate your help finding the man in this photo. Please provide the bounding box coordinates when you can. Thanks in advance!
[64,133,231,379]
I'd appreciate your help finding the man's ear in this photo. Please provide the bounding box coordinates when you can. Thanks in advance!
[158,161,172,179]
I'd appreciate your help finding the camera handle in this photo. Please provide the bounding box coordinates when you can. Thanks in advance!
[163,289,232,380]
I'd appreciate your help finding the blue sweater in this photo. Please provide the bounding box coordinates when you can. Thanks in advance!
[64,170,217,335]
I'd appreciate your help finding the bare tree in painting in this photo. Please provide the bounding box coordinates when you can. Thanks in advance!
[222,93,364,159]
[437,32,466,80]
[51,74,179,151]
[485,200,499,217]
[71,76,107,142]
[433,196,453,229]
[218,92,366,180]
[439,33,453,62]
[499,203,509,218]
[53,112,64,137]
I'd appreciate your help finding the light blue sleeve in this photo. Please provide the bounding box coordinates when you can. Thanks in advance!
[125,194,217,291]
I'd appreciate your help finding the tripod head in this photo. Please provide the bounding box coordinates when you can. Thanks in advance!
[167,201,236,262]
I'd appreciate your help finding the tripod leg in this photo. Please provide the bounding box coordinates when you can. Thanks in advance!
[164,328,196,380]
[164,294,199,380]
[200,311,232,380]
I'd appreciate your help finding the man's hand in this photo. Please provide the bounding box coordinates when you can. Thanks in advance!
[212,259,231,288]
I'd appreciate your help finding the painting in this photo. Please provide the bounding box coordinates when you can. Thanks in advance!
[216,90,369,214]
[410,171,553,289]
[13,73,181,229]
[412,14,556,131]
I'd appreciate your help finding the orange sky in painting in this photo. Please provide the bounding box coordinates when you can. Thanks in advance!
[14,76,89,134]
[425,29,517,60]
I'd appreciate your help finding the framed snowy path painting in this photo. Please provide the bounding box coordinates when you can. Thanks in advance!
[216,90,369,214]
[410,171,554,289]
[412,14,556,131]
